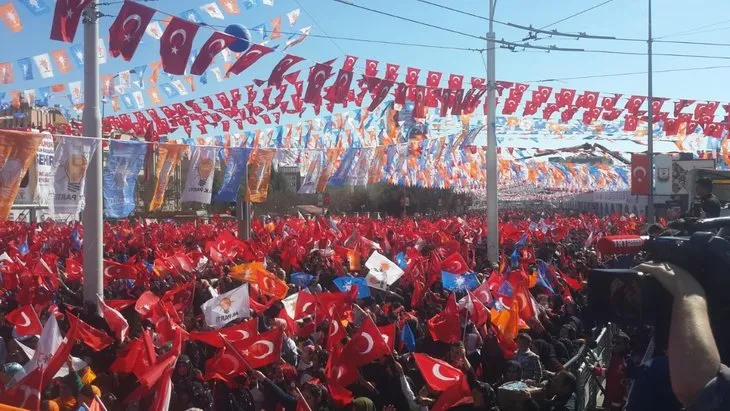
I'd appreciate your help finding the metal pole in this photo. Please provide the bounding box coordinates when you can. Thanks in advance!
[646,0,655,223]
[82,0,103,313]
[486,0,499,264]
[238,164,251,240]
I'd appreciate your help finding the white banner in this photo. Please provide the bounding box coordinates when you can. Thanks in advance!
[201,283,250,328]
[181,147,218,204]
[50,137,98,218]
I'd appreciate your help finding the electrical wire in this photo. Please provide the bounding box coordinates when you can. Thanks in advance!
[291,0,347,57]
[655,19,730,39]
[524,64,730,83]
[536,0,614,30]
[333,0,730,60]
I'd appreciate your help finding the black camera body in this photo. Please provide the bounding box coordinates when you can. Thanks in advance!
[587,217,730,362]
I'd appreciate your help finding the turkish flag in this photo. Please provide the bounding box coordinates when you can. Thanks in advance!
[427,311,461,343]
[342,317,390,367]
[367,79,394,111]
[537,86,553,102]
[427,71,443,88]
[378,323,396,351]
[228,43,274,76]
[191,31,237,75]
[631,153,650,195]
[327,318,348,350]
[405,67,420,85]
[268,54,305,88]
[5,305,42,336]
[413,353,466,392]
[99,296,130,342]
[471,76,486,89]
[448,74,464,90]
[162,281,195,310]
[555,88,576,107]
[256,269,289,299]
[190,318,257,348]
[625,95,646,114]
[66,313,114,352]
[231,327,284,369]
[205,346,247,382]
[160,17,200,75]
[472,279,493,306]
[108,1,156,61]
[104,259,138,281]
[50,0,93,42]
[364,59,379,77]
[674,99,696,117]
[383,63,399,81]
[441,252,470,274]
[463,292,490,327]
[324,69,353,104]
[342,55,358,71]
[135,290,161,319]
[303,62,332,105]
[295,291,317,319]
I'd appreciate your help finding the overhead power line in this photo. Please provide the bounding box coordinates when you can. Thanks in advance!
[525,64,730,83]
[536,0,614,30]
[333,0,730,60]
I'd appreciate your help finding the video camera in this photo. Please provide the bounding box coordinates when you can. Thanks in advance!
[587,217,730,362]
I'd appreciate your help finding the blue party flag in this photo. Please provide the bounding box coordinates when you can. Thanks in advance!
[251,23,268,39]
[17,58,34,80]
[18,238,30,256]
[160,83,179,99]
[333,276,370,299]
[401,323,416,353]
[243,0,257,9]
[181,9,204,23]
[17,0,50,16]
[71,225,82,251]
[395,252,408,270]
[441,271,479,291]
[69,44,84,67]
[291,272,314,288]
[536,260,555,294]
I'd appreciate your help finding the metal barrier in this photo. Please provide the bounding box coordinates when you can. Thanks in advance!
[565,324,616,411]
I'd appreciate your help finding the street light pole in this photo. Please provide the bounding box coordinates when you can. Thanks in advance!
[486,0,499,264]
[82,0,103,312]
[646,0,655,223]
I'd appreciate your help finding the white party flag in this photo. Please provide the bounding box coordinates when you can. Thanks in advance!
[200,2,225,20]
[33,54,54,79]
[287,8,300,26]
[365,250,404,286]
[181,147,219,204]
[201,283,251,328]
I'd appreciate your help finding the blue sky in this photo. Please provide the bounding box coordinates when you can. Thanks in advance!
[1,0,729,121]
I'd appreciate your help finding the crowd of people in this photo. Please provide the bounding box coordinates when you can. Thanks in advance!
[0,211,647,411]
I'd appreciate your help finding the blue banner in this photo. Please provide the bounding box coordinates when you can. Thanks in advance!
[103,141,146,218]
[329,147,358,186]
[17,0,50,15]
[17,58,33,80]
[69,44,84,67]
[214,147,251,203]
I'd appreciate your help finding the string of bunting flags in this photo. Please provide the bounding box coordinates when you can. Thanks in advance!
[0,128,629,221]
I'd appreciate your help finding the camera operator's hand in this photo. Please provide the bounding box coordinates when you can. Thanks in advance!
[634,262,722,408]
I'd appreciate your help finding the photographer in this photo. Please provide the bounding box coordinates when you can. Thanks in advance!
[633,262,729,410]
[690,178,722,218]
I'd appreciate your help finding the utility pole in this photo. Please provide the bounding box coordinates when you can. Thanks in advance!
[486,0,499,264]
[237,165,251,240]
[646,0,655,223]
[82,0,103,312]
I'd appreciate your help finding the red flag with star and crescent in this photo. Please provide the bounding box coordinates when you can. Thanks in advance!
[51,0,93,42]
[341,317,390,367]
[191,32,237,75]
[160,17,200,75]
[268,54,305,88]
[227,44,275,76]
[230,327,284,369]
[108,1,156,61]
[413,353,468,392]
[5,305,42,336]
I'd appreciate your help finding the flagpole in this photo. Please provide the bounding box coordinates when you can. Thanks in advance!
[237,164,251,240]
[82,0,103,313]
[486,0,500,264]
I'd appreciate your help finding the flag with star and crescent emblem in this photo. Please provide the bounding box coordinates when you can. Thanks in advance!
[108,1,156,61]
[190,31,237,75]
[50,0,93,42]
[230,327,284,369]
[160,17,200,75]
[341,317,390,367]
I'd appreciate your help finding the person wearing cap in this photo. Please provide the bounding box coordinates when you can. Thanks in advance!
[1,362,26,389]
[691,178,722,218]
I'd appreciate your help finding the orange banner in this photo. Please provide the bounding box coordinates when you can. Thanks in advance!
[0,130,43,220]
[246,149,276,203]
[150,143,187,211]
[316,148,344,193]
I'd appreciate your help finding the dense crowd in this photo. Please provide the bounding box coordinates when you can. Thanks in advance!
[0,211,645,411]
